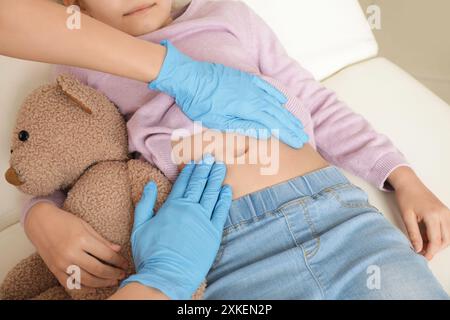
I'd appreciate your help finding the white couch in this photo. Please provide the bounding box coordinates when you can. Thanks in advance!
[1,0,449,296]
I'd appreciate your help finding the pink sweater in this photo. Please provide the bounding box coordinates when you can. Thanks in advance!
[21,0,409,223]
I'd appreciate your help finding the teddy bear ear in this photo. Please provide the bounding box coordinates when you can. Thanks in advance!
[56,74,93,114]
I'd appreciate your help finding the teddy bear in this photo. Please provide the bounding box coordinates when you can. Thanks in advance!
[1,74,205,300]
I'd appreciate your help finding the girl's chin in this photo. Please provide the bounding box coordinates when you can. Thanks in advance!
[123,17,172,36]
[124,23,160,36]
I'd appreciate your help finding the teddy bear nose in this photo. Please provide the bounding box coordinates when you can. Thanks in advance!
[5,167,24,186]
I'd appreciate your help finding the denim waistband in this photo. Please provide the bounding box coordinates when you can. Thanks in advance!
[225,166,350,229]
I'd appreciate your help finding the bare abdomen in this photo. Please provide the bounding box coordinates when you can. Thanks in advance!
[172,130,329,199]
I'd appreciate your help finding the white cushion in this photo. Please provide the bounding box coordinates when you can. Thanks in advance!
[323,57,450,293]
[0,223,35,285]
[242,0,379,80]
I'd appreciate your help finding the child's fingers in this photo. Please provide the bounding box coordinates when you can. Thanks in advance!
[441,220,450,248]
[403,210,423,253]
[55,270,73,290]
[83,222,128,269]
[83,237,128,271]
[424,215,442,260]
[74,252,125,281]
[58,268,117,289]
[84,221,120,250]
[76,269,119,289]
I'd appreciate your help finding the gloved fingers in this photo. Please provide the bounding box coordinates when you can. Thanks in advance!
[261,102,305,146]
[183,155,215,203]
[133,181,158,231]
[249,110,303,149]
[226,119,272,140]
[270,122,309,147]
[263,109,308,148]
[261,98,304,133]
[199,162,227,216]
[252,76,287,105]
[169,162,196,200]
[272,128,307,150]
[211,185,233,232]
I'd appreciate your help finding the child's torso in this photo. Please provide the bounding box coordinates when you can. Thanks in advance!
[56,0,328,197]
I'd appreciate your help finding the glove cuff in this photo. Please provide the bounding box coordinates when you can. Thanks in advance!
[148,39,193,98]
[120,271,194,300]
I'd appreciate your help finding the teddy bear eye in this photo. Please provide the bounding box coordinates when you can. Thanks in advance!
[18,130,29,142]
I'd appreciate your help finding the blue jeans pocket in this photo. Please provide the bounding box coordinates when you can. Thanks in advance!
[322,183,379,212]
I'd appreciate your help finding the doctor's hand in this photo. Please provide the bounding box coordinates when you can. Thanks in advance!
[149,40,309,149]
[121,158,232,300]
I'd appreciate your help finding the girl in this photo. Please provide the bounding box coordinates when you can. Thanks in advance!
[3,0,450,299]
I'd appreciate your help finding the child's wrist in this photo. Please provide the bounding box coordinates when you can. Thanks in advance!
[24,202,56,235]
[387,166,419,191]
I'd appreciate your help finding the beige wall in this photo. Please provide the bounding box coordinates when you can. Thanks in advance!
[359,0,450,104]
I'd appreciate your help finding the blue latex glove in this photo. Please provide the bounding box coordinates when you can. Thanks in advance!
[121,157,232,299]
[149,40,309,149]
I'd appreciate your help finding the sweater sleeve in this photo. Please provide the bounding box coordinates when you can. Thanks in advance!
[20,190,67,226]
[245,6,410,191]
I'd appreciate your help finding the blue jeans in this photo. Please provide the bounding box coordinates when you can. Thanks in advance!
[204,166,448,300]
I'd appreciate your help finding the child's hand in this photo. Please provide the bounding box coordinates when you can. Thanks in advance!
[389,167,450,260]
[25,202,128,289]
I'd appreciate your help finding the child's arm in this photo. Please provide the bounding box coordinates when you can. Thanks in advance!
[25,201,128,289]
[0,0,165,82]
[23,191,128,289]
[0,0,305,147]
[243,4,450,259]
[244,6,406,190]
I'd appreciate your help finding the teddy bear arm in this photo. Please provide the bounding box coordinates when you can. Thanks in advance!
[64,161,133,246]
[127,159,172,212]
